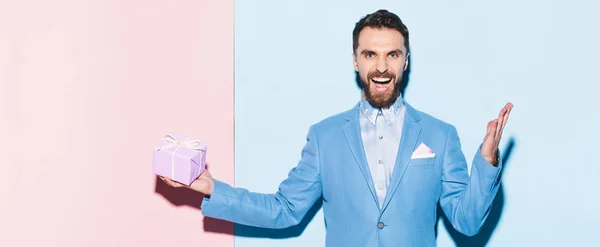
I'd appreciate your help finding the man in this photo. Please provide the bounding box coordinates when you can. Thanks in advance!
[161,9,513,247]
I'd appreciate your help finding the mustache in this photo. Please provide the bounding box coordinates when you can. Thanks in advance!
[367,71,396,84]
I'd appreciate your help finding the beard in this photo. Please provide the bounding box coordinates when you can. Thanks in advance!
[360,70,402,109]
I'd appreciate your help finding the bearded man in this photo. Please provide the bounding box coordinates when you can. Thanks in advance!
[161,9,513,247]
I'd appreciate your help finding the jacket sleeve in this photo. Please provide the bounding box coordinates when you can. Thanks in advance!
[439,124,503,236]
[200,125,322,229]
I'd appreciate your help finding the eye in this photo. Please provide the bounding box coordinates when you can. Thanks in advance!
[389,53,399,58]
[365,53,375,58]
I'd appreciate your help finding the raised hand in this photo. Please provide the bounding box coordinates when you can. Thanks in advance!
[481,102,513,166]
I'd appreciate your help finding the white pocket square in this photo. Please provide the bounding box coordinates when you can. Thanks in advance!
[411,142,435,159]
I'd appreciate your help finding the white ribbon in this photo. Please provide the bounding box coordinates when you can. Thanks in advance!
[157,134,205,181]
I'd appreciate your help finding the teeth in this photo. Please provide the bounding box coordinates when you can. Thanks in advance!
[372,77,392,82]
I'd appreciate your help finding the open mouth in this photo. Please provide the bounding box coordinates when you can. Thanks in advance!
[371,77,393,92]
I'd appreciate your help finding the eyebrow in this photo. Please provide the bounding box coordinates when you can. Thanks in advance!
[360,50,376,56]
[360,49,404,56]
[387,49,403,56]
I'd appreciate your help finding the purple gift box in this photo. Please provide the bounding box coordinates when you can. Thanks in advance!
[152,134,207,186]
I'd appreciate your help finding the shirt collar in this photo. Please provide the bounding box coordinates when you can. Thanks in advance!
[359,94,405,125]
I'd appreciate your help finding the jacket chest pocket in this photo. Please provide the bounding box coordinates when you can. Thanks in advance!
[408,157,435,167]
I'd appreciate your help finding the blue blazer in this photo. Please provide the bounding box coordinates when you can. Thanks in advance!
[201,100,503,247]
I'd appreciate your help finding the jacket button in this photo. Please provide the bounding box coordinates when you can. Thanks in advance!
[377,222,385,229]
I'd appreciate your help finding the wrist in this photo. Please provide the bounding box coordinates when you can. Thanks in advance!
[206,179,214,196]
[486,149,500,167]
[189,178,214,196]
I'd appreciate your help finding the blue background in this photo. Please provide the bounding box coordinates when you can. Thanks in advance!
[234,0,600,246]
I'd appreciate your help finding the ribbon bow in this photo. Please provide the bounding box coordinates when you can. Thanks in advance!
[158,134,205,152]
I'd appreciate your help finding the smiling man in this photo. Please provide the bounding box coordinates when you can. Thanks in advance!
[161,9,513,247]
[355,24,407,109]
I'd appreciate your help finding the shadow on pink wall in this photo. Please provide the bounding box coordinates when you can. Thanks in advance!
[154,163,234,235]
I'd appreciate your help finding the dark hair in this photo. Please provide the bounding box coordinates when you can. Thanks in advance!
[352,9,409,54]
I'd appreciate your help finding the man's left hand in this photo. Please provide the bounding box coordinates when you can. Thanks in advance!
[481,102,513,166]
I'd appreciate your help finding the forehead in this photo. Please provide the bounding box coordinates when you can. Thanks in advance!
[357,27,405,53]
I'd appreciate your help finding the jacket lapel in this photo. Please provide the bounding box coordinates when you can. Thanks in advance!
[381,102,422,213]
[343,104,380,208]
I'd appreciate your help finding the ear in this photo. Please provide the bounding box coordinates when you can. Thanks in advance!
[403,53,410,71]
[352,53,359,72]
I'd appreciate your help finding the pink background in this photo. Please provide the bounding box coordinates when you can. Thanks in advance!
[0,0,234,246]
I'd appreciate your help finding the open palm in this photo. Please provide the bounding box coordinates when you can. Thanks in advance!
[481,102,513,166]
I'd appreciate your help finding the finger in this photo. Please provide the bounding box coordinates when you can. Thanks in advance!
[496,103,512,138]
[169,178,186,187]
[496,103,508,119]
[495,105,508,138]
[486,119,496,140]
[498,103,513,139]
[161,176,175,187]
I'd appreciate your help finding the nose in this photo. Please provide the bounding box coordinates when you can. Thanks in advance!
[376,57,388,74]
